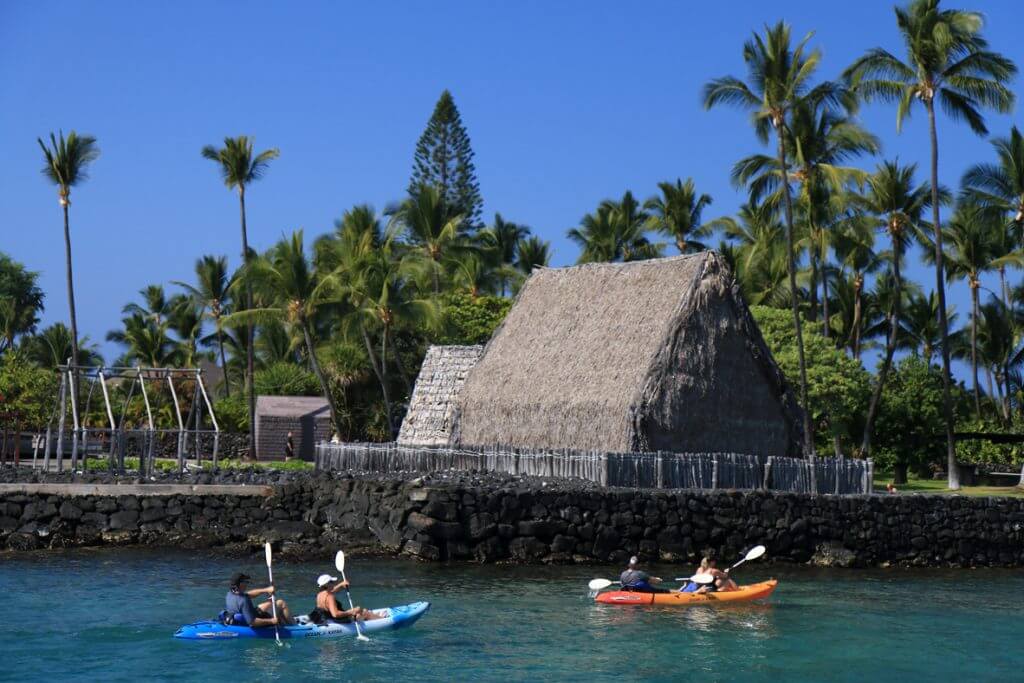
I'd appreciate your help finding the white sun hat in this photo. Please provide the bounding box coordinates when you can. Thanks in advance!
[317,574,339,587]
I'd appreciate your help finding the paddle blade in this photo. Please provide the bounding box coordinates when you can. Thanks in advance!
[746,545,766,561]
[264,542,273,568]
[690,573,715,585]
[335,550,346,574]
[588,578,613,591]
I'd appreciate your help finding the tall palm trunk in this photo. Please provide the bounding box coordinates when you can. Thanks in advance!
[217,326,231,398]
[820,237,831,340]
[927,102,959,490]
[238,186,256,457]
[62,199,80,377]
[360,326,394,436]
[970,281,981,417]
[861,241,902,456]
[302,322,343,437]
[852,273,863,359]
[1000,266,1009,309]
[387,327,414,396]
[777,127,815,456]
[808,246,819,323]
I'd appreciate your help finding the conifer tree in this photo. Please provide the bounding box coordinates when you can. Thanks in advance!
[408,90,483,230]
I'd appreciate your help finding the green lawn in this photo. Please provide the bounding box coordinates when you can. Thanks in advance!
[873,471,1024,498]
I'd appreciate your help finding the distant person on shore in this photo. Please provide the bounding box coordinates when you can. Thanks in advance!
[223,572,293,627]
[309,574,384,623]
[284,433,295,461]
[619,556,669,593]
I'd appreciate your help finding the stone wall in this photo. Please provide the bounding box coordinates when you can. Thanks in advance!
[2,474,1023,567]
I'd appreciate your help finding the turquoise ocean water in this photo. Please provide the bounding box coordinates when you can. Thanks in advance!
[2,549,1021,682]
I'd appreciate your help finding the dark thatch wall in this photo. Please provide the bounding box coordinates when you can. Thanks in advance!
[452,252,805,455]
[635,254,804,457]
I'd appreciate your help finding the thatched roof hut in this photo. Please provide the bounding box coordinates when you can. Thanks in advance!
[398,345,483,447]
[451,252,805,457]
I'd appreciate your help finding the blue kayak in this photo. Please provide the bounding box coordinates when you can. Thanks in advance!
[174,601,430,640]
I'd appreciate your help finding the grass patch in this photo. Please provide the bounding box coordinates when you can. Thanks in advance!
[873,471,1024,498]
[201,458,314,472]
[80,456,313,473]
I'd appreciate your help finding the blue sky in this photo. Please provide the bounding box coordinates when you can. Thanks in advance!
[1,0,1022,373]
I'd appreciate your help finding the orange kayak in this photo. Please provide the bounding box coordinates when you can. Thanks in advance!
[594,579,778,606]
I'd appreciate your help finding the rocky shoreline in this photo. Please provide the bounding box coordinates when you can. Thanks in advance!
[2,469,1023,568]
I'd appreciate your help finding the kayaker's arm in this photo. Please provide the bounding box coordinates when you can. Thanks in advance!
[329,580,351,594]
[246,585,274,598]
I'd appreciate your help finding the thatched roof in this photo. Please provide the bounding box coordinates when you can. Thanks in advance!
[397,345,483,447]
[451,252,805,457]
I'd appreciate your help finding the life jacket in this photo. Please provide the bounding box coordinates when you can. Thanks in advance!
[218,609,248,626]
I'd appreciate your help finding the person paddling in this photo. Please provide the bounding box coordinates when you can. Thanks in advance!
[619,556,669,593]
[309,574,384,623]
[224,572,294,627]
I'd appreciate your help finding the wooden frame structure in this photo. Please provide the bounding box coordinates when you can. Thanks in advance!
[39,363,219,475]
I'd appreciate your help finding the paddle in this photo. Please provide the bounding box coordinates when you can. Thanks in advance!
[672,572,716,584]
[336,550,370,642]
[725,545,766,574]
[264,542,282,647]
[588,578,619,591]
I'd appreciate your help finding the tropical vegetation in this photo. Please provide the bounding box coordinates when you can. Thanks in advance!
[4,6,1024,483]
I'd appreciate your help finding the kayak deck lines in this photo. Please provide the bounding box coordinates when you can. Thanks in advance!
[174,601,430,640]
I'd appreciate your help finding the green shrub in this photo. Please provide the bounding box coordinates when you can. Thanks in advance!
[437,292,512,345]
[213,395,249,432]
[955,419,1023,467]
[750,306,872,455]
[254,362,320,396]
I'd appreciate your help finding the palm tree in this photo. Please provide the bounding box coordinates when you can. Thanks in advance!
[853,161,933,454]
[831,212,881,358]
[201,136,279,451]
[225,231,344,437]
[712,202,792,307]
[480,214,531,295]
[735,101,879,332]
[174,256,236,396]
[901,290,959,365]
[962,126,1024,306]
[704,22,847,454]
[37,131,100,375]
[107,314,177,367]
[25,323,102,368]
[122,284,172,325]
[391,184,471,294]
[338,229,438,435]
[569,192,663,264]
[515,236,551,278]
[941,203,1011,417]
[844,0,1017,487]
[643,178,713,254]
[453,253,500,298]
[0,253,44,353]
[167,294,204,368]
[976,297,1015,421]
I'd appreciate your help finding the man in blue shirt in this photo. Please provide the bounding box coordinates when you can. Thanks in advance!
[619,556,670,593]
[225,572,293,627]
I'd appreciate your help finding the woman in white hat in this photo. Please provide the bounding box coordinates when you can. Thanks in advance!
[311,574,384,623]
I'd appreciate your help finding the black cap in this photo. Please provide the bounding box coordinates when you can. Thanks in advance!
[230,572,252,587]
